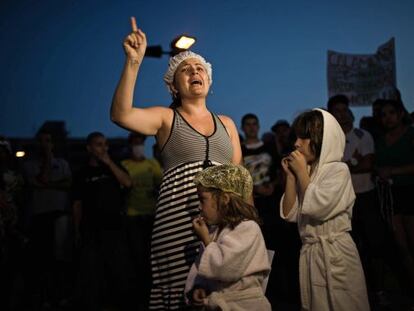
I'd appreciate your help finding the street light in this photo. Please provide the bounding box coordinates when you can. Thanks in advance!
[15,151,25,158]
[145,34,196,58]
[173,35,196,50]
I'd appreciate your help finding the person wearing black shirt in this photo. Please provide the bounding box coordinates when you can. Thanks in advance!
[241,114,300,307]
[72,132,133,311]
[241,114,279,247]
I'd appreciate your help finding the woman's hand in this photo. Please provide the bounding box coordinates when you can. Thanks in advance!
[286,150,307,176]
[192,216,211,245]
[192,288,207,306]
[123,17,147,62]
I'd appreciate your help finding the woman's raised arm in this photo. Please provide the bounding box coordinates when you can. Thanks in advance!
[111,17,170,136]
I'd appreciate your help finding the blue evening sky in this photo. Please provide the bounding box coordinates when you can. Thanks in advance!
[1,0,413,146]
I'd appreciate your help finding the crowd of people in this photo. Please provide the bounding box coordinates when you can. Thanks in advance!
[1,17,414,311]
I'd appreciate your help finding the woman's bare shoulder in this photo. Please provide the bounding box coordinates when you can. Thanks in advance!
[217,114,236,127]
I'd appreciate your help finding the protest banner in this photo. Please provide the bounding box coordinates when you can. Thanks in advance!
[327,38,396,106]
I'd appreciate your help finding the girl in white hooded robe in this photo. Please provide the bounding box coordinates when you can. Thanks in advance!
[280,109,369,311]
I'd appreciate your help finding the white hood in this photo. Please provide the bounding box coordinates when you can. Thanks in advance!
[312,108,345,177]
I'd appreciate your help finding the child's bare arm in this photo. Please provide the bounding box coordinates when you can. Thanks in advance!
[281,157,298,217]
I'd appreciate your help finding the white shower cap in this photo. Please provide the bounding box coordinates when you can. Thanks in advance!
[163,50,213,94]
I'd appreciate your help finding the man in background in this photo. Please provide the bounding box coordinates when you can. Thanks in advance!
[72,132,132,311]
[121,132,162,310]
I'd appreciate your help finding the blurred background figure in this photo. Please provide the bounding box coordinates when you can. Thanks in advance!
[0,136,25,311]
[360,99,386,143]
[360,89,405,143]
[375,99,414,306]
[240,113,279,247]
[270,119,295,199]
[328,95,393,308]
[271,119,293,158]
[72,132,133,311]
[22,129,72,310]
[121,132,162,310]
[240,113,300,308]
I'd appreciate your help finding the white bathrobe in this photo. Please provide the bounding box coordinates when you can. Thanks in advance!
[185,220,271,311]
[280,109,370,311]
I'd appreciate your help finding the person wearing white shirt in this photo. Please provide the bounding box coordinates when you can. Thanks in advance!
[328,95,390,305]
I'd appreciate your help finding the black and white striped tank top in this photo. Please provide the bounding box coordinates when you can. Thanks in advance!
[161,109,233,171]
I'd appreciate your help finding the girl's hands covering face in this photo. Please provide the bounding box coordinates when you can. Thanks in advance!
[286,150,308,175]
